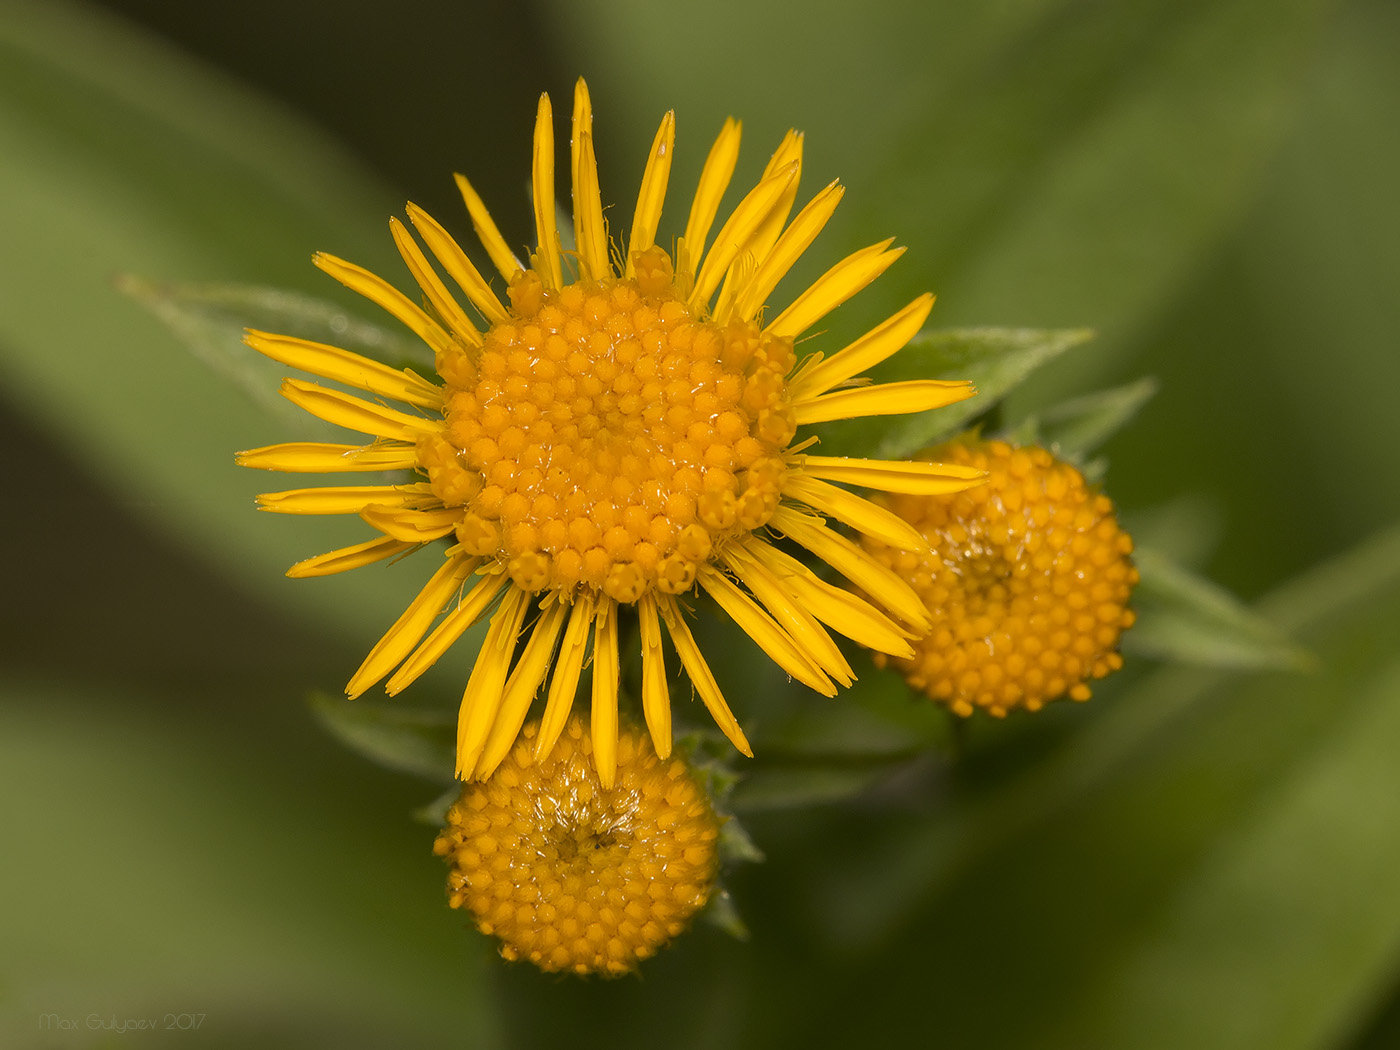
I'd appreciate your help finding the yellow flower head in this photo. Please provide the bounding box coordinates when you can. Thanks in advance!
[861,439,1138,716]
[238,78,984,785]
[433,717,719,975]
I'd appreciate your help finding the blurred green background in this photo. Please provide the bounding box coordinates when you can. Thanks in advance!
[3,0,1399,1046]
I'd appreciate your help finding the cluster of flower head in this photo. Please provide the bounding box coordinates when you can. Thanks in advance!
[438,436,1138,974]
[237,77,1142,976]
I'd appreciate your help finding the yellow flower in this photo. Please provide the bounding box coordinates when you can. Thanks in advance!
[434,717,718,975]
[861,439,1138,716]
[238,78,984,785]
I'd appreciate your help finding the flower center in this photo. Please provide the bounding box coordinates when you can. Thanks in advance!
[938,527,1016,606]
[551,824,624,864]
[424,247,796,601]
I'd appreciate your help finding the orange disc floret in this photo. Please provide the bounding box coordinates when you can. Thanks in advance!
[433,716,720,975]
[435,248,795,603]
[861,439,1138,717]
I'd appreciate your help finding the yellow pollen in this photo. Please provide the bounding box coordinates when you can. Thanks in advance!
[433,717,721,975]
[432,246,792,597]
[862,439,1138,717]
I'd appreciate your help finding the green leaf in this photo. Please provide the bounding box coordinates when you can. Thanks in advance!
[1012,375,1159,461]
[717,814,766,866]
[727,753,924,812]
[1120,495,1225,570]
[1128,546,1313,671]
[810,326,1093,460]
[308,693,456,784]
[699,887,751,941]
[117,277,427,434]
[412,786,462,828]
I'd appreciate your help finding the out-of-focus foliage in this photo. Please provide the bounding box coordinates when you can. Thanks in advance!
[0,0,424,644]
[3,0,1398,1047]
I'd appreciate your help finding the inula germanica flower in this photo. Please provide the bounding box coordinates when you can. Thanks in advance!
[238,78,985,785]
[862,440,1137,716]
[434,717,719,975]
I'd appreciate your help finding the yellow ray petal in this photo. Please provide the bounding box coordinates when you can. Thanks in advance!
[690,162,799,311]
[244,330,442,408]
[359,504,460,542]
[637,594,671,759]
[285,534,415,578]
[765,240,902,340]
[458,586,530,779]
[746,539,916,657]
[678,117,741,281]
[805,587,915,659]
[591,599,621,788]
[475,599,571,780]
[721,545,854,686]
[781,474,929,552]
[345,553,476,699]
[657,597,752,757]
[386,568,507,696]
[770,505,931,631]
[406,201,508,325]
[278,378,438,442]
[787,294,934,400]
[531,92,563,290]
[235,441,418,473]
[792,379,976,426]
[570,80,610,282]
[256,484,430,516]
[741,131,805,255]
[755,130,804,214]
[732,179,843,323]
[625,110,676,276]
[797,455,986,494]
[711,251,755,327]
[713,130,804,322]
[313,252,455,356]
[455,173,524,282]
[697,566,837,695]
[388,217,481,346]
[536,594,595,763]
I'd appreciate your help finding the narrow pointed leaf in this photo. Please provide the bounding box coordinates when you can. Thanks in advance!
[308,693,455,783]
[809,327,1093,460]
[1012,376,1160,460]
[1128,546,1312,671]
